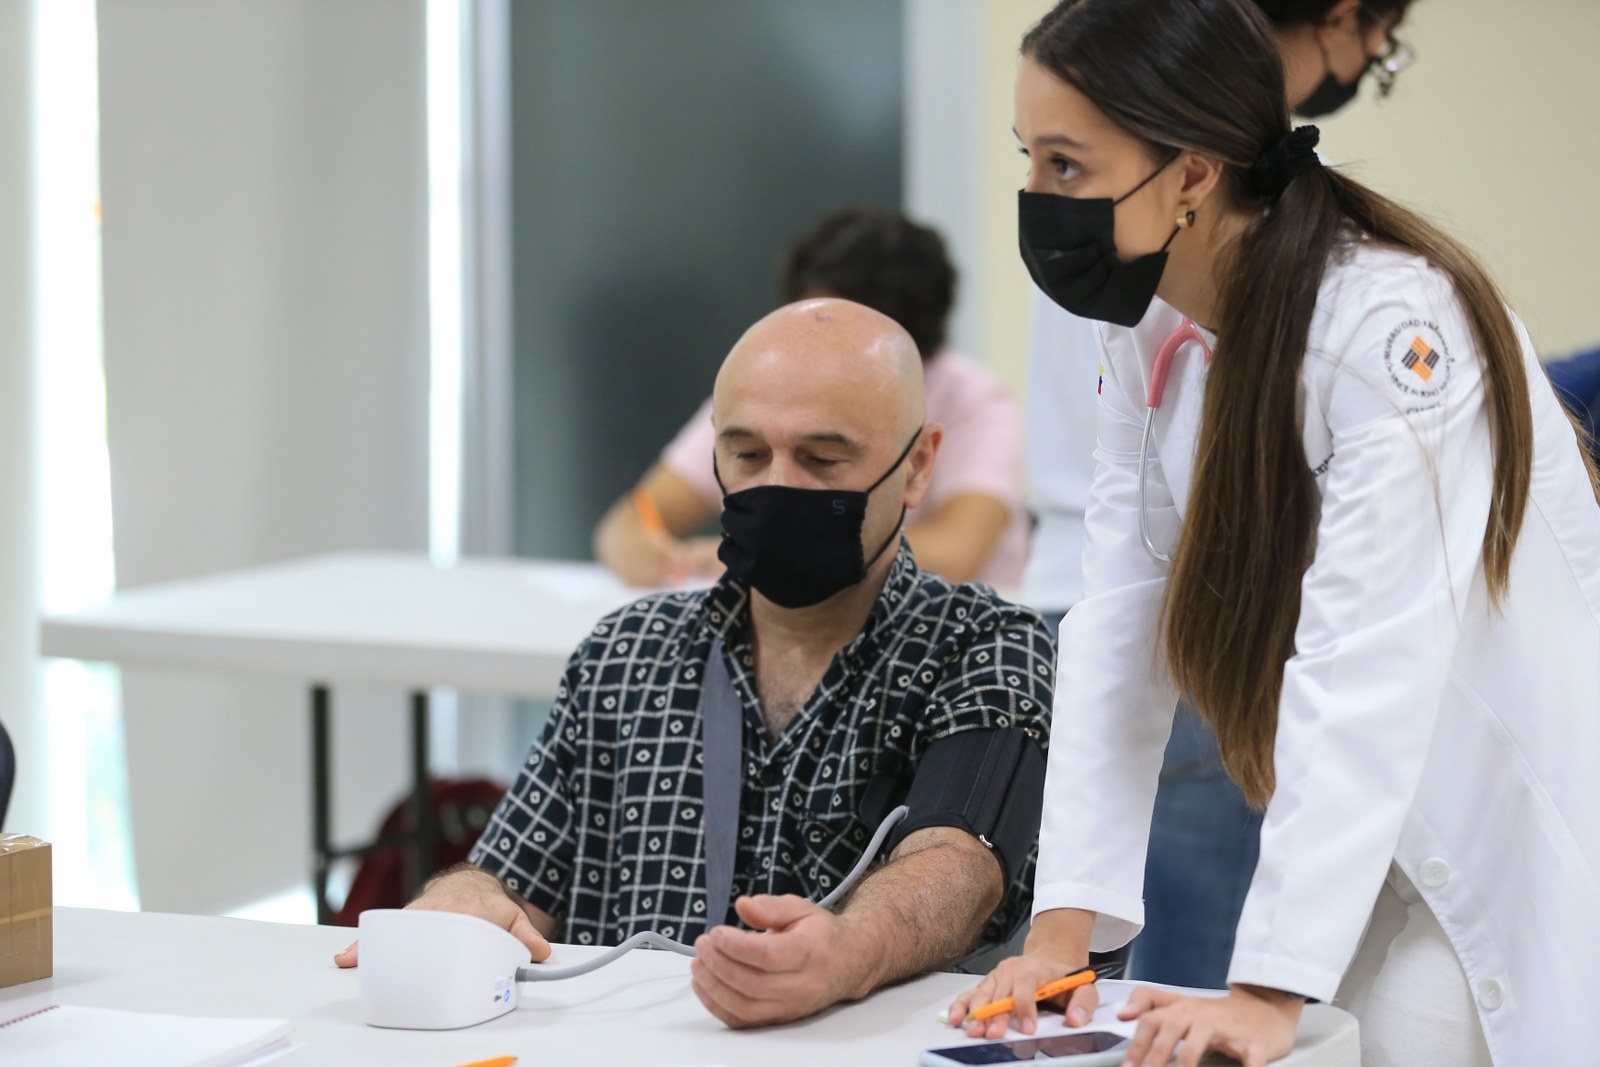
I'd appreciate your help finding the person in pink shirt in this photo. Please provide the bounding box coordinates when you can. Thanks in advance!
[594,206,1028,589]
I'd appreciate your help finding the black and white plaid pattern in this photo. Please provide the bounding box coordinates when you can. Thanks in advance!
[469,541,1055,948]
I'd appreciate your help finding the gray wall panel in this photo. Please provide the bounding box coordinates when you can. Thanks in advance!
[510,1,903,557]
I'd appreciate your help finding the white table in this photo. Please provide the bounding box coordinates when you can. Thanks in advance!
[39,552,679,920]
[0,909,1361,1066]
[38,552,655,698]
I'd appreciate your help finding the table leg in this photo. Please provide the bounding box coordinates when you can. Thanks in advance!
[403,690,435,900]
[311,684,333,926]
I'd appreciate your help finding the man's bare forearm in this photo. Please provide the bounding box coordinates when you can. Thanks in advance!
[832,827,1005,999]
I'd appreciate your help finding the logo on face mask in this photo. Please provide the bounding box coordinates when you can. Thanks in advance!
[715,430,921,609]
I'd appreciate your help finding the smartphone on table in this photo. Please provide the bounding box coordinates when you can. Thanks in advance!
[921,1030,1130,1066]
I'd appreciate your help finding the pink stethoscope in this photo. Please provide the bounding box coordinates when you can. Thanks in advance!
[1138,317,1213,563]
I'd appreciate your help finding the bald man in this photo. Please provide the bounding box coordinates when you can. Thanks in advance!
[336,300,1055,1028]
[595,206,1027,589]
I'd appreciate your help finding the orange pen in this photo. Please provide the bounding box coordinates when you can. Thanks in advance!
[966,962,1121,1023]
[448,1057,517,1067]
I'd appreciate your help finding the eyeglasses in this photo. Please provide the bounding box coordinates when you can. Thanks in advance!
[1370,34,1416,98]
[1356,4,1417,99]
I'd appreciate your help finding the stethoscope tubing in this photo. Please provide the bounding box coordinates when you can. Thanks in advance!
[1137,317,1212,564]
[1138,408,1172,564]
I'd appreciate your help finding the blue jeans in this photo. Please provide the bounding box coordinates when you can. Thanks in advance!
[1136,703,1262,988]
[1041,612,1261,989]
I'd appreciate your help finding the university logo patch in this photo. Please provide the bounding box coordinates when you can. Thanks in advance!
[1382,318,1451,402]
[1401,336,1441,382]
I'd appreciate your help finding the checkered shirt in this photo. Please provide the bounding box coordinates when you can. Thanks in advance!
[468,541,1056,948]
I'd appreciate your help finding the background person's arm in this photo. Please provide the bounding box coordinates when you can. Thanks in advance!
[905,492,1012,583]
[913,351,1026,585]
[688,825,1003,1028]
[592,463,719,586]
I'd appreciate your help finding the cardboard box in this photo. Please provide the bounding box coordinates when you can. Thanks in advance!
[0,834,52,987]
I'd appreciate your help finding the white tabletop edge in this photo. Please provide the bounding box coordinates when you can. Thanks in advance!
[38,619,570,696]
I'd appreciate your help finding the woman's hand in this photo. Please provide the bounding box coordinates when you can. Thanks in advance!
[1117,984,1301,1067]
[945,950,1101,1040]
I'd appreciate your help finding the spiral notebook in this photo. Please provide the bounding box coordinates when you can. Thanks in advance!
[0,1004,293,1067]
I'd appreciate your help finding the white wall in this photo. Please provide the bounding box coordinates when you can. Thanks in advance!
[903,0,1051,393]
[973,0,1054,395]
[1313,0,1600,357]
[0,1,42,834]
[903,0,984,360]
[96,0,431,913]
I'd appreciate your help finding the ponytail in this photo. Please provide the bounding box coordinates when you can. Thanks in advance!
[1162,161,1544,806]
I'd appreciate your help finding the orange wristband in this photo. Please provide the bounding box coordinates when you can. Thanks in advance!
[632,486,668,538]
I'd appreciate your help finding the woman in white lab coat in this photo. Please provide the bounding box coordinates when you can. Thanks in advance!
[946,1,1600,1066]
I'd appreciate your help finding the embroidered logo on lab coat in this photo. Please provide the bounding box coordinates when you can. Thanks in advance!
[1382,319,1451,401]
[1402,336,1441,381]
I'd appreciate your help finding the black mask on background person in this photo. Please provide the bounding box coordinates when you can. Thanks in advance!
[1018,156,1179,328]
[715,430,921,609]
[1295,41,1373,118]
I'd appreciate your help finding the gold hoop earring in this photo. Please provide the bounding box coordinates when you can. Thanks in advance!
[1177,209,1196,228]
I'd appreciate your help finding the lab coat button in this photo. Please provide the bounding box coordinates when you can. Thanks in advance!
[1477,978,1505,1012]
[1419,858,1450,887]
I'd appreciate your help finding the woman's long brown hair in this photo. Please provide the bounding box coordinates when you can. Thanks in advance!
[1025,0,1598,807]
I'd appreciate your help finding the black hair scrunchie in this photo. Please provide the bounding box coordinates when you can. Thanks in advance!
[1248,125,1322,200]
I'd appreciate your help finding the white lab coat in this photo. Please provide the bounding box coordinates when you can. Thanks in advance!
[1033,240,1600,1065]
[1019,286,1101,613]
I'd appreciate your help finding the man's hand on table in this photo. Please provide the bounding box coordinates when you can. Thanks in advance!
[332,866,552,968]
[690,894,872,1029]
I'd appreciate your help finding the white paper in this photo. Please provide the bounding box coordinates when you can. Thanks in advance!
[517,561,711,607]
[0,1004,291,1067]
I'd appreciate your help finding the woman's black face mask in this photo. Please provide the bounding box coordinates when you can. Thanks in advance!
[1017,155,1179,328]
[715,430,921,609]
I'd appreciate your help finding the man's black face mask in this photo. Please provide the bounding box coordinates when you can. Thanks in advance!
[715,430,921,609]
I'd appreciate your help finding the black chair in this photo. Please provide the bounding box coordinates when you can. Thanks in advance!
[0,717,15,831]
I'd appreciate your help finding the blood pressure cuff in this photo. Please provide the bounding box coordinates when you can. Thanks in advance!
[861,727,1047,888]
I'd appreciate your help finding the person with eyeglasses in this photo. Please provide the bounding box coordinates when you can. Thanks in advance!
[1269,0,1416,117]
[1018,0,1416,997]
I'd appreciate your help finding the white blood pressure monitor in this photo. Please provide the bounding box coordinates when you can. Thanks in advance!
[358,909,525,1030]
